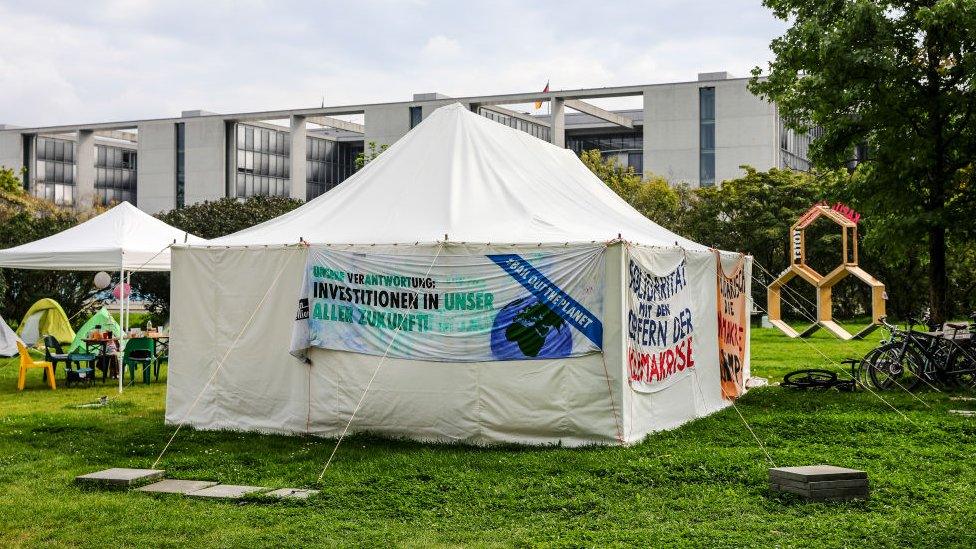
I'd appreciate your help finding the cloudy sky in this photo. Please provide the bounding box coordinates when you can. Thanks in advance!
[0,0,787,127]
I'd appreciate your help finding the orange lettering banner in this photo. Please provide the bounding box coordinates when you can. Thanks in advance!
[717,253,746,400]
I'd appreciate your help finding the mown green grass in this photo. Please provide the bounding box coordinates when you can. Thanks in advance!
[1,327,974,547]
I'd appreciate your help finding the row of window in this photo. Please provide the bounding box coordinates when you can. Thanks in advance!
[237,150,290,179]
[33,182,74,206]
[35,138,77,207]
[237,124,290,156]
[35,160,76,185]
[699,87,716,187]
[567,133,643,155]
[37,137,75,163]
[779,118,822,172]
[95,145,137,206]
[478,108,551,141]
[97,145,136,170]
[234,172,289,198]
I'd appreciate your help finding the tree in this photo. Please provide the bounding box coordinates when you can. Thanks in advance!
[750,0,976,323]
[579,150,681,229]
[0,166,23,194]
[355,141,388,170]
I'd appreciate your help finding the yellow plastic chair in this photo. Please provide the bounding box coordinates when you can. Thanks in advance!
[16,340,56,391]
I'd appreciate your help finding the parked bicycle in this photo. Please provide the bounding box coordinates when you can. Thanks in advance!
[862,310,976,391]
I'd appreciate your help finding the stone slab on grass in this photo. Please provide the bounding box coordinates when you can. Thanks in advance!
[769,465,869,501]
[76,468,165,487]
[769,465,866,482]
[187,484,268,499]
[136,479,218,495]
[264,488,320,500]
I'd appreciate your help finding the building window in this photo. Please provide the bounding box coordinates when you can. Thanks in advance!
[566,132,644,176]
[233,123,291,198]
[699,87,715,187]
[409,106,422,129]
[477,107,551,142]
[176,123,185,208]
[778,117,822,172]
[34,136,76,206]
[306,136,363,200]
[94,144,137,205]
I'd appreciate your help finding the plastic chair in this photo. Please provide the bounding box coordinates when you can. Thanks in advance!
[43,335,71,381]
[16,340,56,391]
[122,337,156,384]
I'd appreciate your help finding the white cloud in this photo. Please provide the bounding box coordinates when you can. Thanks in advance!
[421,35,462,58]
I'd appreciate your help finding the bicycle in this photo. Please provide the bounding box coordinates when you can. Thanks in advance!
[863,311,976,391]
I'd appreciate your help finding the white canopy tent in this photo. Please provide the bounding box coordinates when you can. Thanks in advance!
[0,201,206,389]
[169,103,751,446]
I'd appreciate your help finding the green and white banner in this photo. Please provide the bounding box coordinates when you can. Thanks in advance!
[290,244,605,362]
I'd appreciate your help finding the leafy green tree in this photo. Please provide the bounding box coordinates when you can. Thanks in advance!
[750,0,976,323]
[0,166,23,194]
[155,195,304,240]
[355,141,388,170]
[579,149,680,229]
[678,167,842,270]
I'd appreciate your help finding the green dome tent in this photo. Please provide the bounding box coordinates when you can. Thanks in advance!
[68,307,122,354]
[17,298,74,346]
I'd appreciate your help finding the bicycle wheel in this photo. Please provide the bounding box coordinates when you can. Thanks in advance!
[782,369,837,389]
[864,343,924,391]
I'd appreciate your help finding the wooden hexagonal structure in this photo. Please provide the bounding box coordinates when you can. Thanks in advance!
[767,204,885,340]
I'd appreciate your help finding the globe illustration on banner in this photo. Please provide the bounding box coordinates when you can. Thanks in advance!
[490,295,572,360]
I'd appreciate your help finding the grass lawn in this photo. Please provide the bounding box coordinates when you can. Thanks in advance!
[1,326,974,547]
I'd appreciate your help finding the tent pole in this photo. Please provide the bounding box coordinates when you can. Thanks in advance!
[119,269,125,394]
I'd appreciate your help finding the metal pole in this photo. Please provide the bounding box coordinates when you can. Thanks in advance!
[119,269,125,394]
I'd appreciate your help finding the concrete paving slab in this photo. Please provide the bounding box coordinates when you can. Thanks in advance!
[769,465,866,482]
[76,468,165,487]
[136,479,218,495]
[264,488,320,500]
[187,484,268,499]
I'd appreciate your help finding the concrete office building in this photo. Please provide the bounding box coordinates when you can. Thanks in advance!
[0,72,817,214]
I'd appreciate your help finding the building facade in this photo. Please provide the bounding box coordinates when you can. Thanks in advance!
[0,72,815,213]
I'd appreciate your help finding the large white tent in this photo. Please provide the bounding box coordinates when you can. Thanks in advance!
[168,103,752,446]
[0,201,205,389]
[0,201,204,271]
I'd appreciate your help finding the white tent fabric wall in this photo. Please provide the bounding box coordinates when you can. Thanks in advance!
[166,103,751,446]
[167,243,627,446]
[619,246,752,443]
[0,313,21,357]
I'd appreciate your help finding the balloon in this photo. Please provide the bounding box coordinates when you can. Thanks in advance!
[113,283,131,300]
[94,271,112,289]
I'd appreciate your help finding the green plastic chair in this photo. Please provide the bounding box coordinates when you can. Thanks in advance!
[122,337,156,384]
